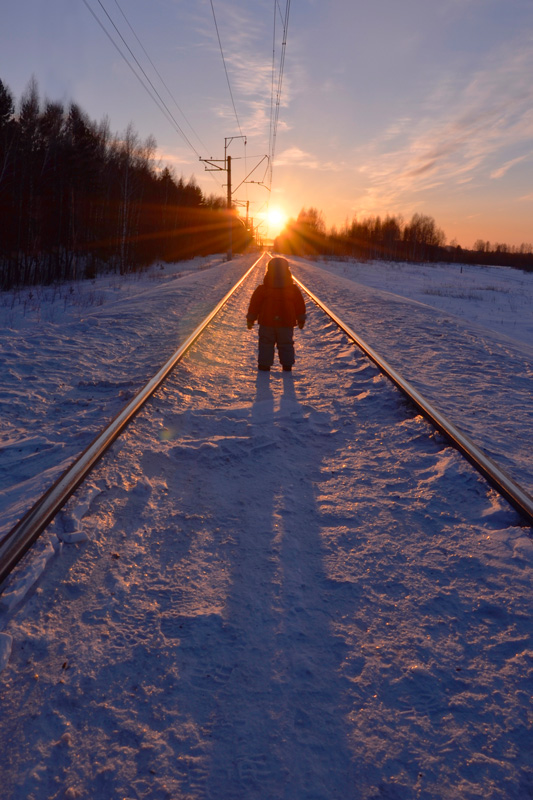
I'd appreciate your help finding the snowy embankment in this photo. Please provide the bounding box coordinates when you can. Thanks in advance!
[291,257,533,498]
[0,256,257,542]
[0,255,532,800]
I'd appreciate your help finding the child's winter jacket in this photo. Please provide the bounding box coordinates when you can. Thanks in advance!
[246,257,306,328]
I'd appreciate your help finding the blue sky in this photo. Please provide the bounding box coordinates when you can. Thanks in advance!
[2,0,533,248]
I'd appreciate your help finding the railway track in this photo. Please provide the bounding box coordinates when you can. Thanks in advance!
[293,275,533,527]
[1,253,532,592]
[2,254,532,799]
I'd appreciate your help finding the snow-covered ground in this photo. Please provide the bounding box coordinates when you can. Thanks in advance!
[0,255,257,542]
[0,254,532,799]
[298,257,533,497]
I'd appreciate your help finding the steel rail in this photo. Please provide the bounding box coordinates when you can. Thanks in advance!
[0,253,267,590]
[294,274,533,528]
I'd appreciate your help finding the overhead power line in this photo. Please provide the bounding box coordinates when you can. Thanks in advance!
[276,0,287,26]
[268,0,277,175]
[111,0,211,155]
[269,0,291,190]
[84,0,291,208]
[81,0,216,172]
[209,0,244,138]
[93,0,201,155]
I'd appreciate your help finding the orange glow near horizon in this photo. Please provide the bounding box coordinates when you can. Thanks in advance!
[263,207,288,240]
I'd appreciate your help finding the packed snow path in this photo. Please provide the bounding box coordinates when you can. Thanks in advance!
[1,264,532,800]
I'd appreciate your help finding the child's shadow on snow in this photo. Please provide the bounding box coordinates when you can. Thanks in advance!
[251,370,275,425]
[251,369,302,426]
[252,369,304,431]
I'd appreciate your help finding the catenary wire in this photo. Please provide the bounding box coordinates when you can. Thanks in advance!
[94,0,202,156]
[209,0,244,138]
[265,0,291,230]
[81,0,199,157]
[268,0,277,190]
[112,0,211,155]
[270,0,291,185]
[81,0,224,191]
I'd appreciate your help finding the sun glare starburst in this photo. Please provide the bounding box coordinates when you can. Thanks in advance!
[266,207,287,238]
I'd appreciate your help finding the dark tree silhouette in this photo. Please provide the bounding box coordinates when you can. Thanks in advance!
[0,78,252,289]
[275,207,532,271]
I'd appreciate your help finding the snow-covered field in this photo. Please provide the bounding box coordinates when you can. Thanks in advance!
[303,256,533,498]
[0,253,532,799]
[0,255,255,542]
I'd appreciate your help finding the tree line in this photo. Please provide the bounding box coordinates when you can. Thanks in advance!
[275,208,533,271]
[0,78,251,289]
[2,76,531,289]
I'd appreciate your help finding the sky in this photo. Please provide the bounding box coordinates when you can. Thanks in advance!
[2,0,533,249]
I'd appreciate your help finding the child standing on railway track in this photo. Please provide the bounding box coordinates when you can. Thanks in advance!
[246,256,306,372]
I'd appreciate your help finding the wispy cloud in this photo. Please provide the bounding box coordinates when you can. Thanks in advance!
[157,147,197,170]
[356,34,533,211]
[275,146,339,172]
[490,154,530,179]
[198,1,284,139]
[274,147,320,168]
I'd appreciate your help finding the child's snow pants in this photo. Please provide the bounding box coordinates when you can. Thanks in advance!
[258,325,295,367]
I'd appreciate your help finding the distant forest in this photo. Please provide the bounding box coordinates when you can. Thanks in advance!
[0,78,251,289]
[275,208,533,271]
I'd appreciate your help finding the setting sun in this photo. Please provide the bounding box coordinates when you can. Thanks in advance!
[265,207,288,239]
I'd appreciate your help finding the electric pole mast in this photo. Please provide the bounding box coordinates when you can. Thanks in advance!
[200,136,269,259]
[199,136,245,262]
[226,154,232,260]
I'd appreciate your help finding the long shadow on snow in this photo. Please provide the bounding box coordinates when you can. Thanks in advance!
[195,370,356,799]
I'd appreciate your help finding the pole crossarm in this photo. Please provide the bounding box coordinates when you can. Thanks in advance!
[232,155,270,195]
[225,135,247,156]
[199,157,226,172]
